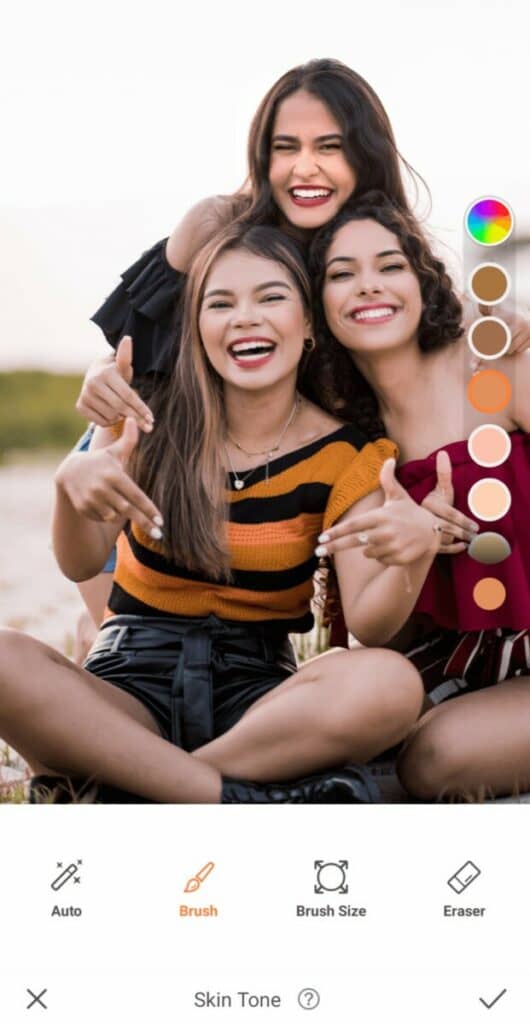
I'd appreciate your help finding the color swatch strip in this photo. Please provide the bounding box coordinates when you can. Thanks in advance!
[465,197,513,611]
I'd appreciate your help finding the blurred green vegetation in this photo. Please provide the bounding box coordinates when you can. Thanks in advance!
[0,371,85,460]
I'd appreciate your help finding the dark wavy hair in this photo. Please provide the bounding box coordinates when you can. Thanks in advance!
[237,58,427,229]
[306,190,464,439]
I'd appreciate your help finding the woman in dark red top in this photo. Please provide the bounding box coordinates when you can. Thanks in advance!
[308,192,530,801]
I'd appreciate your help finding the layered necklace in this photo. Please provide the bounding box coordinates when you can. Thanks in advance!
[225,394,301,490]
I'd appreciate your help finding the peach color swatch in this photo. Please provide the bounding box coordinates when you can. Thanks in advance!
[467,479,511,521]
[467,425,512,468]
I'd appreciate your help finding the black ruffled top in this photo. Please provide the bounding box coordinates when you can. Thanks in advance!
[91,239,187,376]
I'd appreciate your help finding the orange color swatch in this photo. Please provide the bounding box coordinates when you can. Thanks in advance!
[473,577,506,611]
[467,370,512,413]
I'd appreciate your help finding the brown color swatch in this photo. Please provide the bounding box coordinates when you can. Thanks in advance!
[469,318,510,358]
[470,265,510,304]
[467,370,512,413]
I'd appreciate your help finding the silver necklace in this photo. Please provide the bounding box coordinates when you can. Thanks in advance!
[225,394,301,490]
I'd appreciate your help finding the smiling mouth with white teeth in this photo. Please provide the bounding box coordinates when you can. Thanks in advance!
[228,339,277,368]
[289,187,333,207]
[349,305,399,323]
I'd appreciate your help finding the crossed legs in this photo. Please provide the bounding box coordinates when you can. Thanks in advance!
[0,629,422,802]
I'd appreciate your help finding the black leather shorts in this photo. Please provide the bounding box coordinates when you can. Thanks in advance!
[83,614,297,751]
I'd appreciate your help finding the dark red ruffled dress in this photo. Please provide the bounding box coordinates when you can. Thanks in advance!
[395,432,530,700]
[331,432,530,702]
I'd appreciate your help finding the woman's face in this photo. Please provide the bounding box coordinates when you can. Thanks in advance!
[198,249,310,392]
[269,89,357,231]
[322,219,423,356]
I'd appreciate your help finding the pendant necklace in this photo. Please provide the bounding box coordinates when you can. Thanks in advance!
[225,394,301,490]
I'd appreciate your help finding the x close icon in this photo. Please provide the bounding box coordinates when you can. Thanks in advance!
[26,988,48,1010]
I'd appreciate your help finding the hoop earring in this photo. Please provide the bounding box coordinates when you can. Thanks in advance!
[303,337,316,352]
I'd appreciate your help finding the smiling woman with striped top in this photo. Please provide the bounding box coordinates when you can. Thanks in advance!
[0,223,447,804]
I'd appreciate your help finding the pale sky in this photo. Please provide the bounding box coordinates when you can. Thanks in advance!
[1,0,528,370]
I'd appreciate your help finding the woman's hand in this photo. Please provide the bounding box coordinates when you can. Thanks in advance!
[317,458,470,567]
[421,450,478,553]
[76,336,155,431]
[55,417,163,538]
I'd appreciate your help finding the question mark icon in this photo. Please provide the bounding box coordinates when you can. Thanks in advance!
[297,987,320,1010]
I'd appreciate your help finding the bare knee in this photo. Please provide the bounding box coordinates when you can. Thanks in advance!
[0,628,54,712]
[366,649,424,732]
[314,648,423,747]
[397,714,468,800]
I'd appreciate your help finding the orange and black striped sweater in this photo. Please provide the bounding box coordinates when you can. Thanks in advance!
[106,425,396,633]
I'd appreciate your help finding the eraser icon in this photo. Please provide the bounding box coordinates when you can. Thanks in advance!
[447,860,481,894]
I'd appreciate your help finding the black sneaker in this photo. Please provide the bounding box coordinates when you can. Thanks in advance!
[221,765,380,804]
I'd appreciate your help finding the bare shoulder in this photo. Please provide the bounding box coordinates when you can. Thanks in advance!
[299,399,348,441]
[165,194,239,271]
[503,348,530,430]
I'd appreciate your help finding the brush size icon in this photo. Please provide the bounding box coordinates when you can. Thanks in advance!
[447,860,481,894]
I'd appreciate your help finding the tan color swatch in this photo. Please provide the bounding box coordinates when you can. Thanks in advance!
[469,264,510,305]
[468,318,510,359]
[468,532,511,565]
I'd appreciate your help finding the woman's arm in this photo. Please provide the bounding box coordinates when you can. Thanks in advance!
[512,349,530,428]
[78,198,234,428]
[52,419,162,582]
[330,490,439,647]
[320,459,460,646]
[77,575,114,626]
[165,195,234,271]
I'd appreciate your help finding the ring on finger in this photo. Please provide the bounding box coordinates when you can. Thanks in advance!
[358,531,370,545]
[102,510,117,522]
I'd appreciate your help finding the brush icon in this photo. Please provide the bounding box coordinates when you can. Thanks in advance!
[183,861,215,893]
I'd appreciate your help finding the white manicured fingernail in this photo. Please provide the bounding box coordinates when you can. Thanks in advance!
[153,515,164,526]
[315,545,327,557]
[318,532,330,543]
[150,527,163,540]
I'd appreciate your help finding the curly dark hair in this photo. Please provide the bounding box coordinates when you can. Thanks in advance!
[305,190,464,439]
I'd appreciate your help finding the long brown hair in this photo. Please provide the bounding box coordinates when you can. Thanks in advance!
[239,58,426,227]
[133,225,312,580]
[307,191,464,439]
